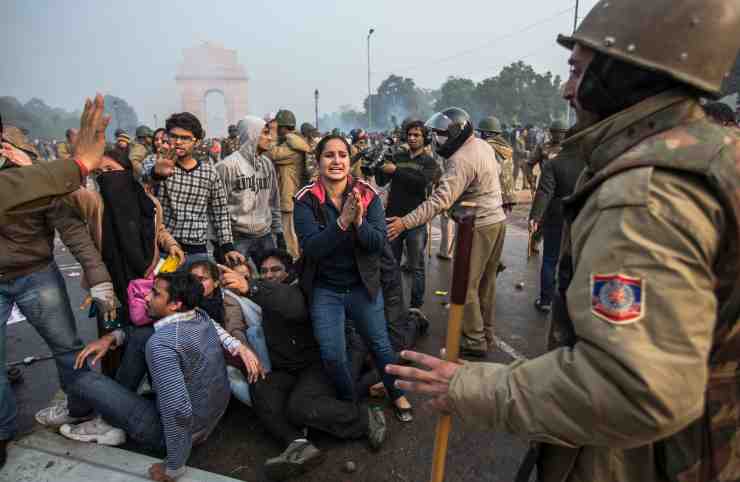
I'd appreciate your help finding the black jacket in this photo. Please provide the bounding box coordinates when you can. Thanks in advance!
[248,280,321,371]
[529,141,584,227]
[375,149,440,218]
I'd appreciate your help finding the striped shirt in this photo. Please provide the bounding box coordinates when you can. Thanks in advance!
[142,158,235,252]
[145,309,231,478]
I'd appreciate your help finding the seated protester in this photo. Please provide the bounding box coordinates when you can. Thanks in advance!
[350,239,430,399]
[64,148,185,374]
[61,272,231,481]
[293,135,413,422]
[219,253,387,480]
[188,260,267,386]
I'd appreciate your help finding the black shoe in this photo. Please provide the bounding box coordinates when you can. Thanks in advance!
[459,346,487,359]
[534,298,551,313]
[0,439,6,470]
[264,440,325,480]
[367,405,387,451]
[393,404,414,423]
[7,367,22,384]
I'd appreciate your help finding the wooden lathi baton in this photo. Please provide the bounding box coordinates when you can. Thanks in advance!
[430,202,476,482]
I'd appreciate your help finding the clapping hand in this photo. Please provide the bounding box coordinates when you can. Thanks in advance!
[352,189,364,227]
[338,192,358,230]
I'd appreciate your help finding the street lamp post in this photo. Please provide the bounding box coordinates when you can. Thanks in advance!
[367,28,375,132]
[314,89,320,131]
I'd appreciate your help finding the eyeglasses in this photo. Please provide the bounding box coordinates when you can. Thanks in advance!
[260,266,285,274]
[168,134,196,144]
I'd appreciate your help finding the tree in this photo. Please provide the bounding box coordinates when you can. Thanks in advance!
[363,74,434,130]
[435,77,478,119]
[475,61,565,126]
[104,95,139,141]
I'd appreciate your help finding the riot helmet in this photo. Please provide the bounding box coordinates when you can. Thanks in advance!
[425,107,474,158]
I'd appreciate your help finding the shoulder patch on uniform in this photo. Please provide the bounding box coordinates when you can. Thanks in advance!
[591,274,645,325]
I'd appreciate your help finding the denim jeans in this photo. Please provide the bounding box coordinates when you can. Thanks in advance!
[234,234,275,266]
[310,286,402,402]
[539,223,563,305]
[391,224,428,309]
[69,351,165,452]
[0,262,89,439]
[115,325,155,392]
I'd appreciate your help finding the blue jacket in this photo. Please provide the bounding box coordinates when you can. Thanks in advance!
[294,178,385,302]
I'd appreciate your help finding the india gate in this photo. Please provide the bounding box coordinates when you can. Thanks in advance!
[175,42,248,135]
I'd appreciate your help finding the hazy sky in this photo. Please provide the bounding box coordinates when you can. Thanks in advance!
[3,0,598,136]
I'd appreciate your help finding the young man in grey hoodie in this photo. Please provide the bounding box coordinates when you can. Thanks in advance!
[216,116,285,267]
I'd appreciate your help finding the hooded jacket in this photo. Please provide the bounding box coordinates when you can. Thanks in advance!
[215,116,282,239]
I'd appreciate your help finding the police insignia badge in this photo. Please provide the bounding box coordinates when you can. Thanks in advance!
[591,274,644,324]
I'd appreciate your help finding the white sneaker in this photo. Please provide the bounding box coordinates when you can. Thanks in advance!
[60,417,126,446]
[35,398,93,427]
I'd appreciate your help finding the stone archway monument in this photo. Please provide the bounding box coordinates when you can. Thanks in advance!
[176,42,248,135]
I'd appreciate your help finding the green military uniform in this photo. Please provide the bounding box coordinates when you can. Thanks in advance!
[446,1,740,481]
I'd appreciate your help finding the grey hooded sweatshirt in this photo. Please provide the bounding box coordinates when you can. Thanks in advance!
[215,116,282,239]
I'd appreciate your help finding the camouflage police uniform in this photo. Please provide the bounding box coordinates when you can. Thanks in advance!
[445,2,740,481]
[221,125,240,160]
[128,126,153,178]
[191,140,210,163]
[266,110,312,258]
[56,141,73,160]
[527,122,567,195]
[478,116,516,208]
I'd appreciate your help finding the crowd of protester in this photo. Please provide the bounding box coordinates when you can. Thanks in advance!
[0,102,439,481]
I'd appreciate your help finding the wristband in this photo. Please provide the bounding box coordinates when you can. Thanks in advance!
[73,157,89,178]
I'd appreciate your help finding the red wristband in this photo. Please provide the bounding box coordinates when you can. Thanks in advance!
[73,157,89,178]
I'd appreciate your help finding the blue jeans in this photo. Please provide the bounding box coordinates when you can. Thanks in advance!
[69,343,165,452]
[0,262,89,439]
[115,325,155,392]
[311,286,402,402]
[234,234,275,264]
[539,223,563,305]
[391,225,427,309]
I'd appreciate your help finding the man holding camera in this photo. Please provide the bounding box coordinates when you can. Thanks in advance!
[376,120,440,320]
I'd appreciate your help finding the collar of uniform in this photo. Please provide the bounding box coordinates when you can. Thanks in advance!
[154,309,197,331]
[565,88,703,174]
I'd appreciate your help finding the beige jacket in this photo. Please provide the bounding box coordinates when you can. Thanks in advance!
[268,132,311,212]
[401,136,505,230]
[447,93,735,482]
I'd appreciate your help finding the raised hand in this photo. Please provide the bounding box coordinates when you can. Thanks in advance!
[75,94,111,173]
[154,146,176,178]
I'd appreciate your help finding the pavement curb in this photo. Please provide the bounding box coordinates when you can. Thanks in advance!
[3,428,242,482]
